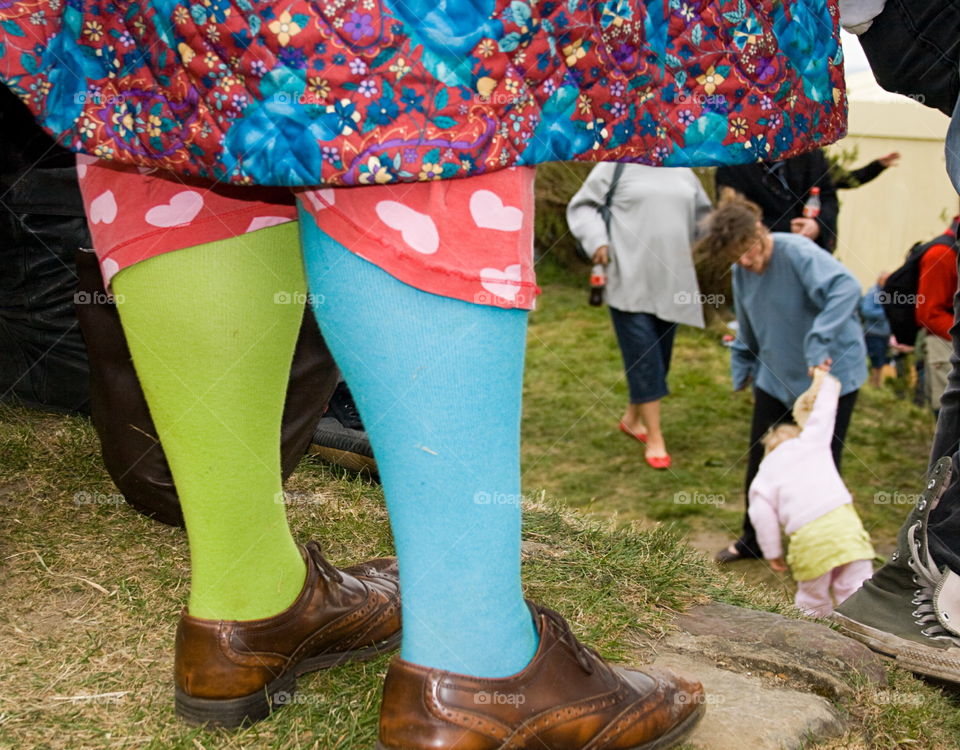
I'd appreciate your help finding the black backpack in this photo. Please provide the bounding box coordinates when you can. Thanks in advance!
[881,231,957,346]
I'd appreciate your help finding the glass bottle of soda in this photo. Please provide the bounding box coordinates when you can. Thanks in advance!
[803,187,821,218]
[589,263,606,306]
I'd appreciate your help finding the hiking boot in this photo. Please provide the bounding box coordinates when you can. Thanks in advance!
[175,541,401,727]
[377,602,704,750]
[311,381,378,476]
[832,457,960,682]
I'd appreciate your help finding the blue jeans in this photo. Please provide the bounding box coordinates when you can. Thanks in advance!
[865,334,889,370]
[609,308,677,404]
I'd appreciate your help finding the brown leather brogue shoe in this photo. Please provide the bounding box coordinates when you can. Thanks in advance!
[175,540,401,727]
[377,603,703,750]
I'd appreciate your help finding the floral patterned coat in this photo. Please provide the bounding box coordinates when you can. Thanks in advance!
[0,0,846,186]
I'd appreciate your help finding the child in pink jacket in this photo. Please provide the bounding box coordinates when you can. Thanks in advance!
[748,371,876,616]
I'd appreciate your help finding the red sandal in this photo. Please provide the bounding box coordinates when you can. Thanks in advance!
[645,454,672,470]
[618,420,648,444]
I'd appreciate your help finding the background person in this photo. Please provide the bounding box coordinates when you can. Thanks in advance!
[567,164,712,469]
[716,149,899,256]
[716,150,839,252]
[859,271,892,387]
[916,217,959,414]
[832,151,900,188]
[697,197,867,564]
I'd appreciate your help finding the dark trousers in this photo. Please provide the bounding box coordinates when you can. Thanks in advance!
[926,254,960,572]
[736,386,859,557]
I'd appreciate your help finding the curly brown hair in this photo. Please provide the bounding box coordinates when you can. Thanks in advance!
[695,192,765,264]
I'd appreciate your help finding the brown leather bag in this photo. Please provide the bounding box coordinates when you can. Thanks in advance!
[74,249,340,526]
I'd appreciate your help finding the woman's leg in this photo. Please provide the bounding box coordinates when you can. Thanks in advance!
[640,318,678,459]
[298,209,538,678]
[111,224,308,620]
[830,390,859,472]
[610,308,672,459]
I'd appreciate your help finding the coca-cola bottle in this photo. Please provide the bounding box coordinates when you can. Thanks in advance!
[803,187,821,218]
[589,263,606,306]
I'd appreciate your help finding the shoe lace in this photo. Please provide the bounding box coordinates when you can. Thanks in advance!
[906,523,960,645]
[305,541,344,584]
[539,605,602,675]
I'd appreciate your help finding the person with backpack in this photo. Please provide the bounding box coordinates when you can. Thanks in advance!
[916,218,960,413]
[567,164,712,469]
[877,218,960,410]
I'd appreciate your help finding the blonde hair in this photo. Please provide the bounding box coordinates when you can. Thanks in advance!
[695,192,764,263]
[762,423,802,455]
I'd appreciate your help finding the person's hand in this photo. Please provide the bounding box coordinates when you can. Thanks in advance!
[790,217,820,239]
[878,151,901,168]
[592,245,609,265]
[769,557,788,572]
[807,358,832,377]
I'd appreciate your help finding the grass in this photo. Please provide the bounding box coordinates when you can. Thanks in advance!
[1,275,958,749]
[523,278,936,552]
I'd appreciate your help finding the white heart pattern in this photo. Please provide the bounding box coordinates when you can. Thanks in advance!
[375,201,439,255]
[100,258,120,286]
[246,216,293,233]
[88,190,118,225]
[75,153,96,179]
[469,190,523,232]
[302,188,336,212]
[145,191,204,228]
[480,264,523,301]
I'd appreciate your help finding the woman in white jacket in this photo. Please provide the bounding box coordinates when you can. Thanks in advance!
[567,163,711,469]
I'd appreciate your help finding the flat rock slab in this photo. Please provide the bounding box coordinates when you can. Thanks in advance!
[669,601,886,698]
[651,652,845,750]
